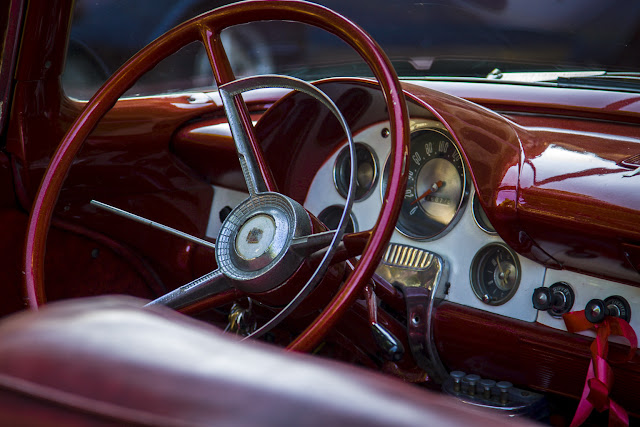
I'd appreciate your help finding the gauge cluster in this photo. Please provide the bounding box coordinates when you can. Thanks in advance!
[204,117,639,330]
[204,117,640,332]
[304,119,544,322]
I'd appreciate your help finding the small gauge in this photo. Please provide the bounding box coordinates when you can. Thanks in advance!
[472,192,496,234]
[333,143,378,201]
[317,205,357,233]
[471,244,521,306]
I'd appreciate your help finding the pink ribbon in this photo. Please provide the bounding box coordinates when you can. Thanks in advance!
[563,311,637,427]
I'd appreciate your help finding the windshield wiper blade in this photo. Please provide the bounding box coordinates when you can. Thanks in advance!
[556,75,640,93]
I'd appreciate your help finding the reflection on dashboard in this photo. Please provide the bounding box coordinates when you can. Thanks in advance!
[472,192,496,234]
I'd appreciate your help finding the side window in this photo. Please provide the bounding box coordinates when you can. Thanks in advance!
[62,0,301,99]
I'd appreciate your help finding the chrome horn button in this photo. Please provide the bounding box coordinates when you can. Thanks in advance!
[216,192,312,293]
[236,214,277,265]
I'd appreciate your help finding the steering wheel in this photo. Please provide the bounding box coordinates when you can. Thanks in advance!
[23,0,409,352]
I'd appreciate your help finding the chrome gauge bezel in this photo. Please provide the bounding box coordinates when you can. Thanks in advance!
[470,243,521,306]
[382,121,470,241]
[471,191,497,235]
[333,142,379,202]
[317,204,358,233]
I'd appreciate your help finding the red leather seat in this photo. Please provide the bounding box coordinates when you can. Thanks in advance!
[0,296,538,426]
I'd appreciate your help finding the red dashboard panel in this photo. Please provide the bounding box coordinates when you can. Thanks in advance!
[434,301,640,417]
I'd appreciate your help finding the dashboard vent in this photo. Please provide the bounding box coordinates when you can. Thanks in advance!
[382,243,434,270]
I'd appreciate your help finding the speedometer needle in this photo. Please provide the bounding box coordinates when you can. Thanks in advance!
[411,181,443,205]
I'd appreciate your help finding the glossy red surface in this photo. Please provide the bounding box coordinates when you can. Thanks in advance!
[0,297,537,427]
[406,81,640,283]
[3,0,640,423]
[418,80,640,122]
[518,127,640,282]
[433,301,640,417]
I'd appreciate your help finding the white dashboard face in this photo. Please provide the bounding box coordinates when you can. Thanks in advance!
[205,119,640,335]
[303,119,542,322]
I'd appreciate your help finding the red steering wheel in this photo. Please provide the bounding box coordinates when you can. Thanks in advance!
[23,0,409,352]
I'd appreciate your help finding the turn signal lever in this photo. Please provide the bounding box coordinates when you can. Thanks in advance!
[365,284,404,362]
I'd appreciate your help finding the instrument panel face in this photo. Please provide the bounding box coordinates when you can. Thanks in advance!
[205,112,640,336]
[391,128,468,240]
[302,118,542,323]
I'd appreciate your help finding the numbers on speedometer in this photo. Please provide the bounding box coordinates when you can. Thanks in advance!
[390,128,468,240]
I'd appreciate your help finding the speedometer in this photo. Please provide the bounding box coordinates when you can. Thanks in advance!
[389,128,467,240]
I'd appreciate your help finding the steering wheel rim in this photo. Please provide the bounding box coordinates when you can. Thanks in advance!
[23,0,410,352]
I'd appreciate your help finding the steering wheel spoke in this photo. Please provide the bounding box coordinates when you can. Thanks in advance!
[291,230,337,257]
[146,269,231,310]
[200,26,235,85]
[201,26,277,196]
[294,230,372,264]
[218,83,276,196]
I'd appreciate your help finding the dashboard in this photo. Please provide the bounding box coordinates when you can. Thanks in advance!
[303,118,546,323]
[200,105,640,343]
[303,115,640,343]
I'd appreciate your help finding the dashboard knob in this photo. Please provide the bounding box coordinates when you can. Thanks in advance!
[532,287,552,310]
[532,282,574,317]
[496,381,512,404]
[585,299,607,323]
[450,371,466,393]
[479,378,496,399]
[464,374,481,395]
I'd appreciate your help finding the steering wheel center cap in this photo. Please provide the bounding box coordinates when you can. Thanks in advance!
[236,214,276,260]
[216,192,312,293]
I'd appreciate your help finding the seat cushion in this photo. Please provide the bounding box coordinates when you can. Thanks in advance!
[0,296,538,426]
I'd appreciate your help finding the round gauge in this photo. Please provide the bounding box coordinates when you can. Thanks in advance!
[471,244,521,306]
[317,205,357,233]
[389,129,467,240]
[472,192,496,234]
[333,143,378,201]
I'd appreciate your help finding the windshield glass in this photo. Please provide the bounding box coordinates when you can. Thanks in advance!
[63,0,640,99]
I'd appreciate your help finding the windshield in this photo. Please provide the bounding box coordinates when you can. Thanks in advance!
[63,0,640,99]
